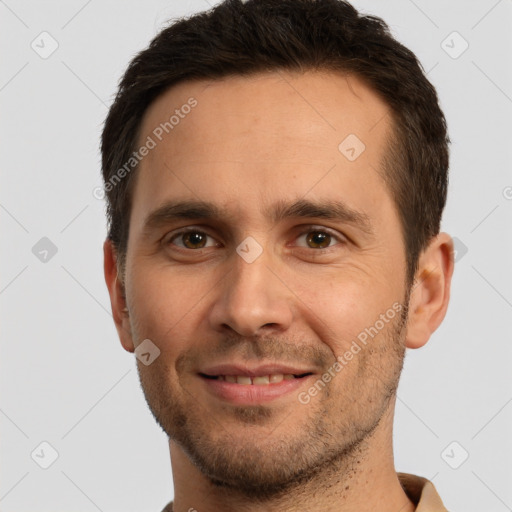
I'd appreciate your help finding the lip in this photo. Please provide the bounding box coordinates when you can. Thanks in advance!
[198,363,315,405]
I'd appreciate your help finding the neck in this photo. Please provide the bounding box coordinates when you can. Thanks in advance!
[167,402,415,512]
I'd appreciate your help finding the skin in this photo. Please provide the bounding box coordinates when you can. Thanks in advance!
[104,70,454,512]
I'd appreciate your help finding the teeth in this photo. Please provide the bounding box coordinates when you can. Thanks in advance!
[214,373,294,385]
[252,376,270,385]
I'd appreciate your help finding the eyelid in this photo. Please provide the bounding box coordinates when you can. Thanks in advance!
[292,225,347,248]
[165,226,219,248]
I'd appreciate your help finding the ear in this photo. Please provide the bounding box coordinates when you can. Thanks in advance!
[405,232,455,349]
[103,239,135,353]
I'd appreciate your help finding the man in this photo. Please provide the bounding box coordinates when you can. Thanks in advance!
[102,0,454,510]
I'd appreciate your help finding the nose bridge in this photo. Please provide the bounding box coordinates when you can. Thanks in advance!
[208,242,293,337]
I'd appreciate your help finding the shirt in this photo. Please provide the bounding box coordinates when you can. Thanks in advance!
[160,472,448,511]
[397,472,449,511]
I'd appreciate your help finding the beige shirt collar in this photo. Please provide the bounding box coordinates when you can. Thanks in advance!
[398,472,449,511]
[161,472,448,512]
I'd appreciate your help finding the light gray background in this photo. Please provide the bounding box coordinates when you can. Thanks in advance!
[1,1,511,511]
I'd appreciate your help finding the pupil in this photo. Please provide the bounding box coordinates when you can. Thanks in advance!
[308,232,330,248]
[185,232,205,248]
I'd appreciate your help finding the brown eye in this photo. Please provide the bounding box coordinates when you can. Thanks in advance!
[294,227,346,251]
[169,230,216,249]
[305,231,332,249]
[182,232,207,249]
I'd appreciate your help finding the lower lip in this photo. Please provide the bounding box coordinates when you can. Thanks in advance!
[199,375,312,405]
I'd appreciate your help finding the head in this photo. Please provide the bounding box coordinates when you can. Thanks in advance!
[102,0,450,288]
[103,0,454,500]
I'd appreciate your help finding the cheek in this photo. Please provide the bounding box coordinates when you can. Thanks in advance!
[285,264,396,353]
[126,264,206,353]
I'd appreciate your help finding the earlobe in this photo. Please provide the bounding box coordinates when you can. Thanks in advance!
[103,239,135,353]
[405,232,455,349]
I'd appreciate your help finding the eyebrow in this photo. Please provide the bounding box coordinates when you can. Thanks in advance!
[142,198,374,237]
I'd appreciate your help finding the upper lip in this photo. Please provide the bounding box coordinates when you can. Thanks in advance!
[199,363,315,378]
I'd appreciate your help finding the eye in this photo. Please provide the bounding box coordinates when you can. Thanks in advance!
[167,229,218,250]
[295,227,345,250]
[164,226,345,253]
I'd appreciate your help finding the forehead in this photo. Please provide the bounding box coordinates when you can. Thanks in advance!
[130,70,394,232]
[138,69,391,157]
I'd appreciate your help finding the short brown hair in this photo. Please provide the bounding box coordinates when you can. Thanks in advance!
[101,0,449,286]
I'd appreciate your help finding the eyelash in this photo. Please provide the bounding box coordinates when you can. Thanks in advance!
[165,226,346,252]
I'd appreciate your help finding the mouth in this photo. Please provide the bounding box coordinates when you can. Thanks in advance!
[199,372,313,385]
[197,364,315,404]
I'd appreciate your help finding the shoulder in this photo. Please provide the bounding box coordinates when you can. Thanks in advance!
[397,472,449,511]
[160,501,173,512]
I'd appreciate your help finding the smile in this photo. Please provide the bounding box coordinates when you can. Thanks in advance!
[201,373,311,385]
[198,368,314,405]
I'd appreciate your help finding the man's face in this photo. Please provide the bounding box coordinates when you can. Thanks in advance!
[122,70,410,496]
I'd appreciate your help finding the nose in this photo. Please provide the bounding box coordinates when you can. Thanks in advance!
[208,246,294,337]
